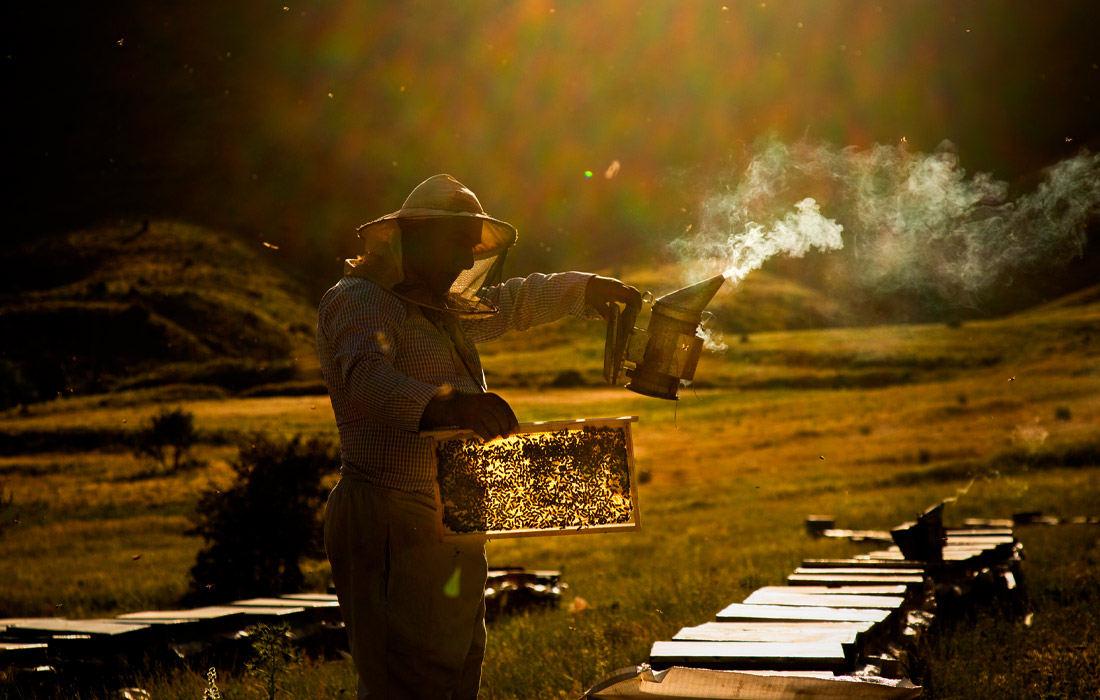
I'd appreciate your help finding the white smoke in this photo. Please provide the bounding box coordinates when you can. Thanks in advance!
[673,137,1100,304]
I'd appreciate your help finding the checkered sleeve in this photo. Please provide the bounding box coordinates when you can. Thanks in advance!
[461,271,602,343]
[319,281,441,433]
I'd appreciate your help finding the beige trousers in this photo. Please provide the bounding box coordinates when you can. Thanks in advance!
[325,477,488,699]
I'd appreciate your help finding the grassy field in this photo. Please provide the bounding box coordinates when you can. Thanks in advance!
[1,292,1098,698]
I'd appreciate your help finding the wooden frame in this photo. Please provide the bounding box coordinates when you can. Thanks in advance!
[422,416,640,541]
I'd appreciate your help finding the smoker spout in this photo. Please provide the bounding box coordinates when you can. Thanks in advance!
[653,274,726,320]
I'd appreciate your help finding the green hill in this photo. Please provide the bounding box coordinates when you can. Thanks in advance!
[0,220,320,407]
[0,223,869,408]
[2,220,1093,409]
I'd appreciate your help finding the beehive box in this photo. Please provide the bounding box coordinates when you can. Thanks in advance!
[423,416,640,541]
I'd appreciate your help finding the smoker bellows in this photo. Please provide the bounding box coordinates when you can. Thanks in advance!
[603,274,725,400]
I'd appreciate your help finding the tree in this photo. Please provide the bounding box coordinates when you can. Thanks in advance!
[185,434,337,604]
[135,406,200,472]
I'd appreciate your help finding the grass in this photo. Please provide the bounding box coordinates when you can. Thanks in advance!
[918,526,1100,700]
[1,295,1098,698]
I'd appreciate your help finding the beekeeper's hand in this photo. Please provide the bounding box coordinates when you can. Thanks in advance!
[421,389,519,441]
[585,275,643,320]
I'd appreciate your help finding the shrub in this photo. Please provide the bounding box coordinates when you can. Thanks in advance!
[246,622,301,700]
[134,406,201,472]
[184,434,338,604]
[548,369,586,388]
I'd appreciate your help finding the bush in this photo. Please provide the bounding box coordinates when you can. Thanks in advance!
[184,434,338,604]
[134,406,201,472]
[548,369,586,388]
[246,622,301,700]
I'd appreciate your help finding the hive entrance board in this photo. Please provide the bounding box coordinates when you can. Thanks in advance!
[423,416,639,541]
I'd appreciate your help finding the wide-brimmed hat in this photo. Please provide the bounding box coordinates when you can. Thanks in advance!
[347,174,516,315]
[356,174,517,256]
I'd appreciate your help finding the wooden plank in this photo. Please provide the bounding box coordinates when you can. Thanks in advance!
[754,585,909,597]
[1,618,67,634]
[525,569,563,579]
[117,607,244,619]
[800,559,925,570]
[788,569,924,590]
[121,604,305,626]
[715,603,892,625]
[787,573,925,587]
[946,535,1015,545]
[108,615,200,625]
[680,621,877,632]
[280,593,339,602]
[743,590,905,610]
[230,598,337,622]
[793,567,925,576]
[673,621,870,644]
[421,415,639,441]
[0,642,49,667]
[488,567,563,579]
[117,606,248,627]
[962,518,1015,528]
[232,597,338,608]
[821,529,893,542]
[945,528,1014,537]
[732,670,840,678]
[103,615,213,642]
[0,618,158,656]
[864,548,1001,562]
[649,640,850,673]
[1,619,152,638]
[219,606,309,621]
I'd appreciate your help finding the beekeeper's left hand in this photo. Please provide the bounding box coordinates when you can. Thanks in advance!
[585,275,642,320]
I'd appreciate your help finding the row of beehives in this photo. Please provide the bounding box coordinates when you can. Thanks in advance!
[584,521,1023,699]
[0,567,562,686]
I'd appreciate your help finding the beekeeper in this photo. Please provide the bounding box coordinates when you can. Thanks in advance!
[318,173,640,699]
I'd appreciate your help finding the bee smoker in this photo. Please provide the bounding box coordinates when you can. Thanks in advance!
[603,274,725,400]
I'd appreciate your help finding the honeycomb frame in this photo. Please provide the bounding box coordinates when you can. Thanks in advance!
[423,416,640,541]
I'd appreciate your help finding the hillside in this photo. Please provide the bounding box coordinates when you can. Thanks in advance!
[1,219,1094,409]
[0,220,320,408]
[0,222,871,408]
[480,273,1100,394]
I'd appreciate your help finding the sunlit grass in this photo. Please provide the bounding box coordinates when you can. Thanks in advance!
[2,515,199,618]
[919,526,1100,700]
[1,298,1097,698]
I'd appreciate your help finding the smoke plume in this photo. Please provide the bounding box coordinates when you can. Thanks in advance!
[673,137,1099,304]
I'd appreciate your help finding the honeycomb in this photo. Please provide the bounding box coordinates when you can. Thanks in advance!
[435,425,635,535]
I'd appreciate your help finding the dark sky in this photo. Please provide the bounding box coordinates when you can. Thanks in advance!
[5,1,1099,279]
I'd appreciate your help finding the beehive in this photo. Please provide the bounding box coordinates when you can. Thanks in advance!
[424,416,640,540]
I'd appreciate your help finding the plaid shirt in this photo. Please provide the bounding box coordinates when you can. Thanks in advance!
[317,271,599,493]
